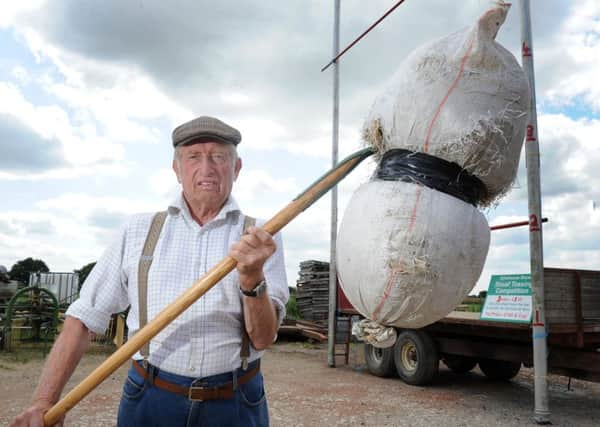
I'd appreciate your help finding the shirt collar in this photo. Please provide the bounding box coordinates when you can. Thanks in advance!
[168,193,241,225]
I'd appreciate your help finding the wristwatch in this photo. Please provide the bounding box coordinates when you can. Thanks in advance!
[240,279,267,297]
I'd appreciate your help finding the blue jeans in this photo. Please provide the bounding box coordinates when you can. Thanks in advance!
[117,360,268,427]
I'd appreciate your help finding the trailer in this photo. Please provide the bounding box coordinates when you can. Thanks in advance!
[359,267,600,385]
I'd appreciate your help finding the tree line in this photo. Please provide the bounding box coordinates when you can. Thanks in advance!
[2,257,96,288]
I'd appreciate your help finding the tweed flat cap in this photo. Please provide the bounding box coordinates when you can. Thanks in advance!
[172,116,241,147]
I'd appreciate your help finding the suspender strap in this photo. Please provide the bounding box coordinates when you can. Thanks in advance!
[138,211,168,360]
[240,215,256,370]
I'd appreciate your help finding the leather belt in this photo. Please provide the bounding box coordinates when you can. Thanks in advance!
[132,360,260,401]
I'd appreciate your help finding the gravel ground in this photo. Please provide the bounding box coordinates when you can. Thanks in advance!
[1,341,599,426]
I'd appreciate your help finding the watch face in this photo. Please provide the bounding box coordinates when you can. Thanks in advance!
[242,279,267,297]
[255,279,267,296]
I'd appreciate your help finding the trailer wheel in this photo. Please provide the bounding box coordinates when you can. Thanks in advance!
[478,358,521,380]
[442,355,477,374]
[364,343,396,377]
[393,330,439,385]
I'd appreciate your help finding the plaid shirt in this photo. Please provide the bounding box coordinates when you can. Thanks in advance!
[66,194,289,377]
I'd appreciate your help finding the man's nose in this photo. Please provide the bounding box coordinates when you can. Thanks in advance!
[197,156,217,169]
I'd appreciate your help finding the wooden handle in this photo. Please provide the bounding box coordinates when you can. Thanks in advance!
[43,148,374,426]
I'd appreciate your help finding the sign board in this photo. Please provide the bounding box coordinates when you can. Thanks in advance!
[480,274,532,323]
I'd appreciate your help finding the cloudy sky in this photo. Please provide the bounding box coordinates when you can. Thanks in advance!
[1,0,599,296]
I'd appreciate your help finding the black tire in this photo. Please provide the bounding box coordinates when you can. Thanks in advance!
[442,354,477,374]
[364,343,397,377]
[393,330,439,385]
[478,358,521,380]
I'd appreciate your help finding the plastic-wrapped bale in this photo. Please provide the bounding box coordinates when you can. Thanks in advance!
[362,4,530,205]
[337,180,490,328]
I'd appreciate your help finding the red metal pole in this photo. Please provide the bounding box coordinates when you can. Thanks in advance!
[321,0,408,72]
[490,218,547,231]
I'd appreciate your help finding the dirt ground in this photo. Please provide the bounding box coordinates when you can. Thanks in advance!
[1,341,599,427]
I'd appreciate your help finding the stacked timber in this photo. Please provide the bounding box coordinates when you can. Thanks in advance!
[278,319,328,342]
[296,260,330,325]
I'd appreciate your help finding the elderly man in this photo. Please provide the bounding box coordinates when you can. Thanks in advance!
[11,116,289,427]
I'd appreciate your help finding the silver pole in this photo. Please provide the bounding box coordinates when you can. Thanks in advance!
[327,0,341,368]
[519,1,550,423]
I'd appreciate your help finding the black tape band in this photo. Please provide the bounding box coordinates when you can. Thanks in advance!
[374,149,487,206]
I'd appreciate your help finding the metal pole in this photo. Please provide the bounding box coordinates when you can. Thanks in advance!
[327,0,341,368]
[519,1,550,423]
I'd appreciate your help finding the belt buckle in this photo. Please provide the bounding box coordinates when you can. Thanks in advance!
[188,384,206,402]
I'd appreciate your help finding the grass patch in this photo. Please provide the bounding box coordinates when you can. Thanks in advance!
[285,294,302,320]
[463,303,483,312]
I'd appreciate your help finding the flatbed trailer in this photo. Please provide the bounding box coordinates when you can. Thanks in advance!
[362,267,600,385]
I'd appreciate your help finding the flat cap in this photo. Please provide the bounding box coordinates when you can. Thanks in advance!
[172,116,241,147]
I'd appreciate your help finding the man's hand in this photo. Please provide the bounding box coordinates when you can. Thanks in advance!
[229,226,276,291]
[10,400,63,427]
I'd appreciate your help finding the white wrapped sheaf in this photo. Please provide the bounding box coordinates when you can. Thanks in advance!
[337,180,490,329]
[362,4,530,205]
[338,5,527,332]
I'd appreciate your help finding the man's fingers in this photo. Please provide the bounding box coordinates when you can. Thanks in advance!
[246,226,272,241]
[230,227,276,273]
[242,227,273,248]
[10,407,46,427]
[239,233,260,250]
[238,228,275,254]
[9,400,60,427]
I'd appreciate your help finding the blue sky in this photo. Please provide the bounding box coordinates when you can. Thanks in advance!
[1,0,599,297]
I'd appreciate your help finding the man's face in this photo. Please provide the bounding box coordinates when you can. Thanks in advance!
[172,142,241,212]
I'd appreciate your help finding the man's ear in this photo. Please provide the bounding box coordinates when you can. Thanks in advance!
[233,157,242,181]
[172,159,181,183]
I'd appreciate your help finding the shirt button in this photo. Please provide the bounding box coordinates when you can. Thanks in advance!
[190,367,195,372]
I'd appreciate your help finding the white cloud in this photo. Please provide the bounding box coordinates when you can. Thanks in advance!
[0,163,129,181]
[11,65,31,84]
[22,28,191,136]
[0,0,46,29]
[219,91,255,107]
[46,75,187,145]
[148,168,179,200]
[236,168,298,196]
[539,113,600,196]
[234,118,290,151]
[541,0,600,110]
[0,82,124,170]
[35,192,158,219]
